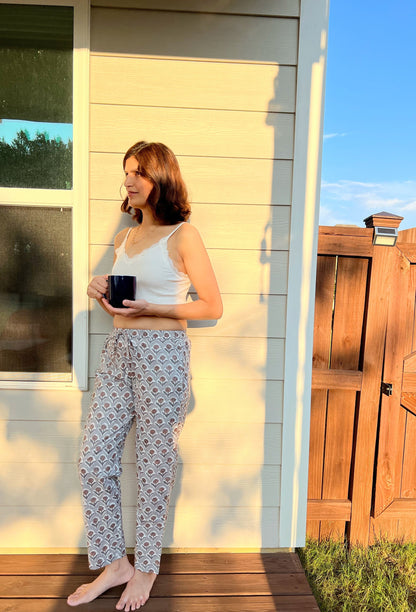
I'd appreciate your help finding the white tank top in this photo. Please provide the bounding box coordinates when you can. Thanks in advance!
[111,223,191,304]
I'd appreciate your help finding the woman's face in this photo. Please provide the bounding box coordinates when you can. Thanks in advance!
[124,156,154,210]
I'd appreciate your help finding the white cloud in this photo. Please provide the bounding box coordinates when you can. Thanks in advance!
[401,200,416,211]
[319,179,416,229]
[323,132,348,140]
[319,205,357,227]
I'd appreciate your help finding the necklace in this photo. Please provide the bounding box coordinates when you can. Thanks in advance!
[130,225,144,244]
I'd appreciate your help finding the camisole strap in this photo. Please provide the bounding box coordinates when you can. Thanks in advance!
[164,222,185,241]
[116,227,133,253]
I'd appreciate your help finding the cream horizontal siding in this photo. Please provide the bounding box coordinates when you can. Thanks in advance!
[0,417,281,549]
[90,105,294,160]
[90,201,291,250]
[90,294,287,338]
[0,506,280,549]
[0,378,283,423]
[0,2,299,553]
[90,153,293,205]
[0,421,281,466]
[88,336,285,381]
[91,8,298,64]
[1,463,281,507]
[91,244,288,295]
[90,57,296,113]
[89,3,293,551]
[83,378,283,424]
[91,0,300,18]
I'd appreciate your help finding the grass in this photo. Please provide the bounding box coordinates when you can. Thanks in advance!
[297,538,416,611]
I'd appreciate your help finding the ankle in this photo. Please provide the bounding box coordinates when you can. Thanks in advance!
[108,556,130,572]
[133,568,157,578]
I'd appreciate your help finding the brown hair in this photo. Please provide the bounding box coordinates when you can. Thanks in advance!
[121,141,191,224]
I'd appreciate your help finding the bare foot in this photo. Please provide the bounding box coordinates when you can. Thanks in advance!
[116,569,157,611]
[67,556,134,607]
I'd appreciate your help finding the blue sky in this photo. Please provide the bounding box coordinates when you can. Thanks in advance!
[320,1,416,229]
[2,3,413,230]
[0,120,72,144]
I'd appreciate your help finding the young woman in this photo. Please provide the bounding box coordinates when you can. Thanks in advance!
[67,141,222,610]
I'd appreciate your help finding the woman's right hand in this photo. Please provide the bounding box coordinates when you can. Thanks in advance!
[87,275,108,300]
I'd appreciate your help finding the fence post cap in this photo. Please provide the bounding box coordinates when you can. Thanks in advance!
[364,211,404,229]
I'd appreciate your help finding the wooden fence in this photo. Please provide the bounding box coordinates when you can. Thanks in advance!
[307,212,416,545]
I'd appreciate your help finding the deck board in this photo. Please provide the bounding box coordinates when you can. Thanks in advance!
[0,552,303,575]
[0,573,311,597]
[0,553,318,612]
[0,596,320,612]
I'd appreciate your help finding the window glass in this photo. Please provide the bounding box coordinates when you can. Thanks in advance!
[0,205,72,376]
[0,4,73,189]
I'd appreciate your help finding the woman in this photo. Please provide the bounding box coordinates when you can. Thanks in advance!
[68,141,222,610]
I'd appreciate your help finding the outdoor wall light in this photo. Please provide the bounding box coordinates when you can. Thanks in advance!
[364,212,403,247]
[372,226,398,247]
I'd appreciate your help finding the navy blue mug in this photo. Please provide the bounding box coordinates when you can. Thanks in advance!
[108,275,136,308]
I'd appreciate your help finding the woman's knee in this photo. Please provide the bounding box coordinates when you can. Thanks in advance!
[78,434,122,485]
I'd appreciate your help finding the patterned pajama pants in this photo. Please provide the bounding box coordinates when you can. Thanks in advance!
[78,328,191,573]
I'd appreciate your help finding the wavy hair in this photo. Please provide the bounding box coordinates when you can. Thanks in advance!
[121,141,191,224]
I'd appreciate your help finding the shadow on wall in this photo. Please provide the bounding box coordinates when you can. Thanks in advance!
[80,2,291,599]
[261,66,285,563]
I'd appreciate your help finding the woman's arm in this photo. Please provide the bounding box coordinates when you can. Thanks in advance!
[103,224,223,320]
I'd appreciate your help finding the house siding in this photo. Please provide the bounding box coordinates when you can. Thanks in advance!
[88,1,296,550]
[0,0,329,554]
[90,2,298,549]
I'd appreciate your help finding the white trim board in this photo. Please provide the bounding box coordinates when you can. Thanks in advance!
[71,0,90,391]
[279,0,330,548]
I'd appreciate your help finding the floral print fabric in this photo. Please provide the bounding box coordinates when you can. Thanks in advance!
[79,328,191,573]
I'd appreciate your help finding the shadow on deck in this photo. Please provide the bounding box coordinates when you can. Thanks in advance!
[0,552,318,611]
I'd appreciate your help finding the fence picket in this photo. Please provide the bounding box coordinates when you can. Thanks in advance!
[372,250,409,518]
[307,256,336,539]
[319,257,368,539]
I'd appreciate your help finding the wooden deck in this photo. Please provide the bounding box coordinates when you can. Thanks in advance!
[0,553,318,611]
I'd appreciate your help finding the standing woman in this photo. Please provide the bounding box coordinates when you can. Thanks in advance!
[68,141,222,610]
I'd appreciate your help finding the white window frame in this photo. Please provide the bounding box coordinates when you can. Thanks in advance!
[0,0,90,390]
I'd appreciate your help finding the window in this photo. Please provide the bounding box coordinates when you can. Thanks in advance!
[0,3,73,189]
[0,0,89,389]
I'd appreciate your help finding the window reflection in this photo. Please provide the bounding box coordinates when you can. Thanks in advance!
[0,206,72,376]
[0,4,73,189]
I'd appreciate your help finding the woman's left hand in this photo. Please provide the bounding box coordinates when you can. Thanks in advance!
[101,297,149,317]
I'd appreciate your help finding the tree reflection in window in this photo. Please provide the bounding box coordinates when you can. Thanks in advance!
[0,130,72,189]
[0,3,73,189]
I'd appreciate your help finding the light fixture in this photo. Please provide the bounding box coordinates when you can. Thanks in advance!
[372,226,398,246]
[363,211,403,247]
